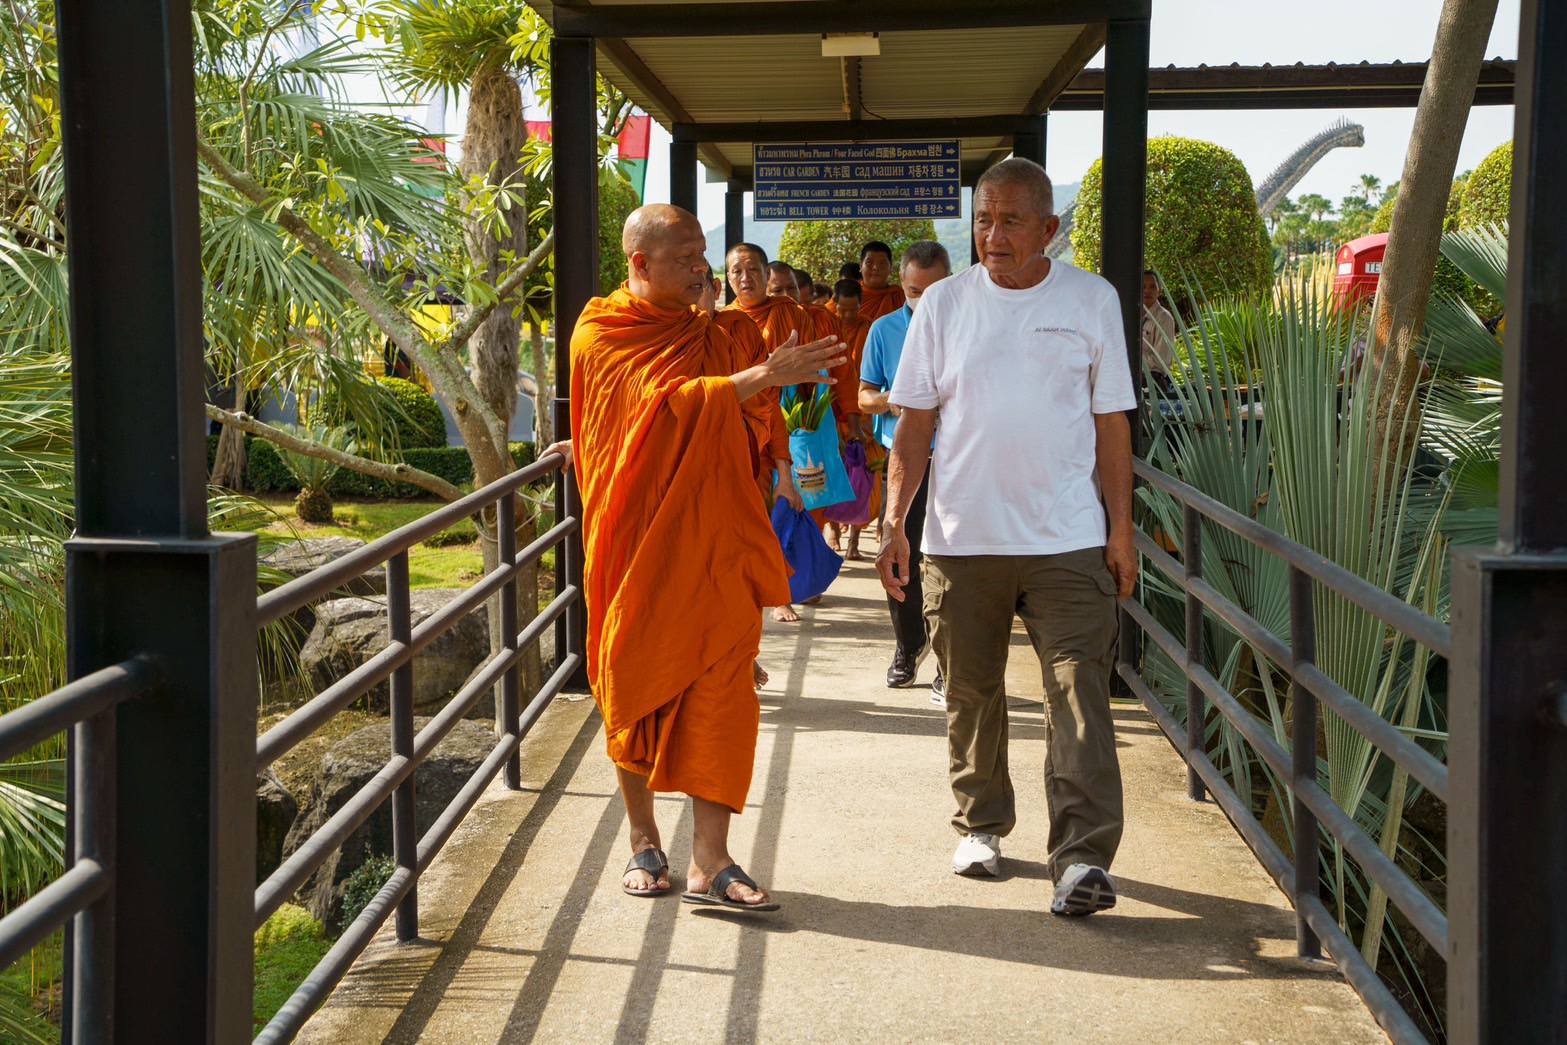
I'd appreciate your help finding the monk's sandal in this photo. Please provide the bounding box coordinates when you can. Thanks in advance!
[681,864,780,913]
[623,848,670,897]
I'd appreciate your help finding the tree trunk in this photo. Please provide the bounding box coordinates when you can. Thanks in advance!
[529,322,552,446]
[211,385,248,488]
[1371,0,1500,450]
[461,63,528,432]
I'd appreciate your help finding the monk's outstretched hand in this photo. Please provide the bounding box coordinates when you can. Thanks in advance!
[730,333,847,402]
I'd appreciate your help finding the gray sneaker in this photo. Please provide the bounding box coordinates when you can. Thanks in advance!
[1050,863,1116,916]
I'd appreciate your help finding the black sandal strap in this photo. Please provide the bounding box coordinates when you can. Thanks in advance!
[625,848,668,877]
[711,864,758,899]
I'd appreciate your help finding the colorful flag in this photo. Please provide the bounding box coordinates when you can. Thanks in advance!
[616,114,651,200]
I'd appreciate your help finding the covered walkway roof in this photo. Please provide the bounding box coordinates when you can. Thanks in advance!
[535,0,1147,183]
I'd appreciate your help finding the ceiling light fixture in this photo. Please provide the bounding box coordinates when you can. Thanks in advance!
[822,32,880,58]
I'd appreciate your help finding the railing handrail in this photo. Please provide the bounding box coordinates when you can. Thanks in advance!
[248,458,586,1042]
[1134,458,1453,658]
[257,452,566,627]
[1124,457,1452,1045]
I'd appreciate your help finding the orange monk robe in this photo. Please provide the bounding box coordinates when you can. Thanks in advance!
[712,308,788,497]
[859,283,906,322]
[831,313,872,432]
[726,294,810,353]
[571,287,792,813]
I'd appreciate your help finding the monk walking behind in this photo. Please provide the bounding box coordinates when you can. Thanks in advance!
[572,205,845,911]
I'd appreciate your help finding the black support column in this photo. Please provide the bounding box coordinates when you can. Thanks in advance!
[1449,1,1567,1040]
[1102,17,1149,685]
[550,35,596,688]
[57,2,255,1040]
[724,179,745,301]
[1012,114,1047,168]
[670,135,699,214]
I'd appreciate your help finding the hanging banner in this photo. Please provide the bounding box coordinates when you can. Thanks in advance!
[753,140,961,221]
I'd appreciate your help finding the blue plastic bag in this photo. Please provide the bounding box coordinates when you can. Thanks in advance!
[771,498,843,604]
[782,387,854,510]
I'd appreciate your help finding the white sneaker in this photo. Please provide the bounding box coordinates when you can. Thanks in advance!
[1050,863,1117,916]
[952,832,1001,876]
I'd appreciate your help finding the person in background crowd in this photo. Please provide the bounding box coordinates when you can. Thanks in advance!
[1140,269,1177,394]
[858,241,905,322]
[725,245,813,624]
[878,159,1135,917]
[858,241,950,698]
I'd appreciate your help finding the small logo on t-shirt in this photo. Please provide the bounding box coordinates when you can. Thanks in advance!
[1033,326,1078,334]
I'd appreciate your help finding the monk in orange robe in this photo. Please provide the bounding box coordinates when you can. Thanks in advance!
[571,205,844,909]
[724,244,817,623]
[858,240,906,321]
[830,277,876,559]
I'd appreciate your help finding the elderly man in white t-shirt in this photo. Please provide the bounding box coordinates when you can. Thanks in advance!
[877,157,1137,917]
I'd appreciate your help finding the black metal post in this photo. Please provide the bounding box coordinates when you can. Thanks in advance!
[724,180,745,302]
[1103,17,1150,679]
[551,36,596,690]
[1287,566,1321,961]
[671,135,699,214]
[57,3,256,1040]
[497,492,522,790]
[387,552,418,941]
[1181,505,1205,802]
[1012,114,1047,168]
[1449,1,1567,1037]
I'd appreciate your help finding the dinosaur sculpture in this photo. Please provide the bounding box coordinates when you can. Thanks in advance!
[1045,118,1366,260]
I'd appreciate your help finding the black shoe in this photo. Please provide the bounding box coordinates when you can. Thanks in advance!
[930,670,946,705]
[887,649,917,688]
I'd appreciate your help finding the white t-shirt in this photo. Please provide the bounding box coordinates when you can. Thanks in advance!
[888,260,1136,556]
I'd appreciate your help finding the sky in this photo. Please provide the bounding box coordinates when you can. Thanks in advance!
[640,0,1522,235]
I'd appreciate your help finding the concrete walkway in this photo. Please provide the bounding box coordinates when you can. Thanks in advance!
[299,562,1386,1044]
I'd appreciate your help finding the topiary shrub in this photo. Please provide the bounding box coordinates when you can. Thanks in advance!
[1073,137,1272,303]
[339,854,396,929]
[777,218,938,283]
[1458,141,1511,230]
[598,170,642,292]
[318,375,446,452]
[253,903,323,957]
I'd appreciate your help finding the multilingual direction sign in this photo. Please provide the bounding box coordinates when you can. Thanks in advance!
[752,140,961,221]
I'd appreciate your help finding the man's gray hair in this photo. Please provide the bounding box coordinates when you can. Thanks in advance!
[901,240,951,274]
[975,157,1054,217]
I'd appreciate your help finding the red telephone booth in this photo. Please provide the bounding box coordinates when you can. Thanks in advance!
[1332,232,1389,308]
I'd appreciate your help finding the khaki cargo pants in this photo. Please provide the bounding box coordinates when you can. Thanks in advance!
[923,547,1124,875]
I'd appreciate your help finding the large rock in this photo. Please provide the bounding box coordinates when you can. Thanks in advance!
[260,536,386,598]
[298,589,491,715]
[282,718,496,929]
[257,769,299,882]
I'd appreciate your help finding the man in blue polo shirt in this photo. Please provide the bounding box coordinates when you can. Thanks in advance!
[859,240,951,699]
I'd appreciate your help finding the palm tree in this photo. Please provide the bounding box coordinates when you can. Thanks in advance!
[1360,172,1383,204]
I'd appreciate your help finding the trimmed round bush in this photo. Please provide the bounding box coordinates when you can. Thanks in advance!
[1459,141,1511,230]
[320,375,446,451]
[1073,137,1272,302]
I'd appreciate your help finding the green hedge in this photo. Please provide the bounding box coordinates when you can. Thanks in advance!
[241,437,536,498]
[317,375,447,450]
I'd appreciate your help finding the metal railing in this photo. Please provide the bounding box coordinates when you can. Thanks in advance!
[0,454,580,1043]
[1118,458,1448,1045]
[252,453,579,1043]
[0,658,158,979]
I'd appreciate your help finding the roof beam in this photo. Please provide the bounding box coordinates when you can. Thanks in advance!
[595,38,733,178]
[1055,59,1516,109]
[672,115,1047,142]
[553,0,1149,38]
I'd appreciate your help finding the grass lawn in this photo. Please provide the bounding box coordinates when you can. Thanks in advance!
[239,496,485,590]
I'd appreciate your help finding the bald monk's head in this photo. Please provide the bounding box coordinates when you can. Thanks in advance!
[725,243,769,308]
[791,267,813,307]
[765,261,799,301]
[623,204,710,309]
